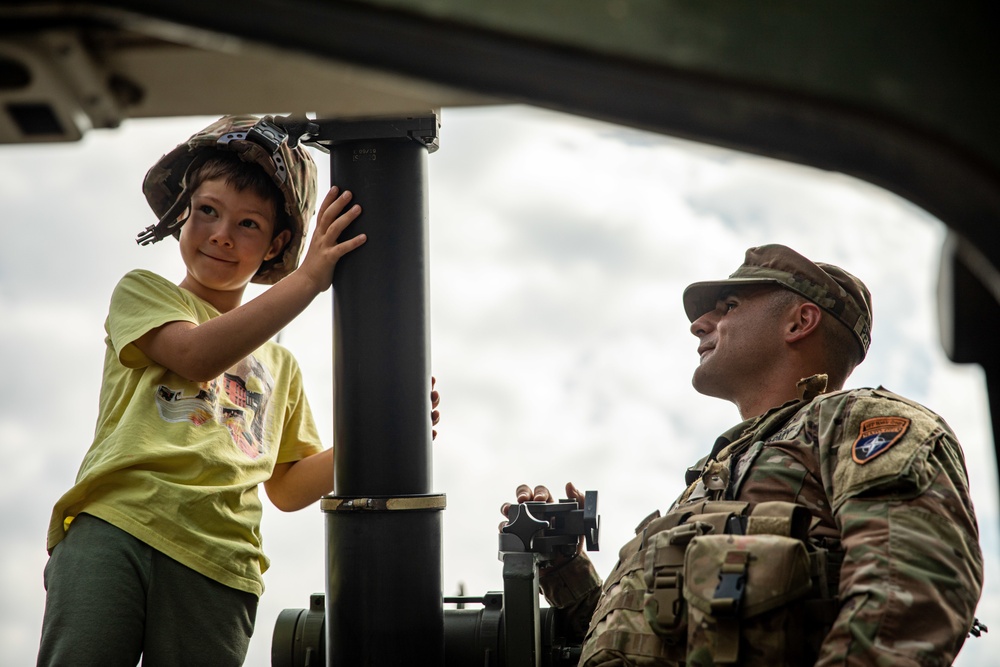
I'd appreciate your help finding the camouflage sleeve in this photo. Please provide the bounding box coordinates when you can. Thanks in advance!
[816,391,984,667]
[538,552,603,638]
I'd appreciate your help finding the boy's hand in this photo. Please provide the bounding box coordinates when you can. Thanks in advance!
[298,186,366,292]
[432,376,440,440]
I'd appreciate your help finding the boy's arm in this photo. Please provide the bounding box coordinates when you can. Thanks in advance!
[136,187,364,382]
[264,449,334,512]
[266,381,441,512]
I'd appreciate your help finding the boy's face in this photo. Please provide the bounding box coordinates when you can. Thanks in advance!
[177,178,291,310]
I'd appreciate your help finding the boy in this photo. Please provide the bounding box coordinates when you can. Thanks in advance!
[38,115,378,665]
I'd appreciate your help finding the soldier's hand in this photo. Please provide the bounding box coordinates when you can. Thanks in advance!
[499,484,549,529]
[498,482,584,530]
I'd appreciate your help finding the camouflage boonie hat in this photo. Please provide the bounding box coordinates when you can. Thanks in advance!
[136,114,318,284]
[682,244,873,358]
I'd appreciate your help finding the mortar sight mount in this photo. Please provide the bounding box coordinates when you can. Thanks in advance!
[273,492,599,667]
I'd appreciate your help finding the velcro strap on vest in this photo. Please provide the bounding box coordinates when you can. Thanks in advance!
[746,501,811,540]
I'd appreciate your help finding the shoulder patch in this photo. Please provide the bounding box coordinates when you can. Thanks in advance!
[852,417,910,464]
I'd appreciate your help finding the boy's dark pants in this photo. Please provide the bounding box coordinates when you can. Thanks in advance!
[37,513,258,667]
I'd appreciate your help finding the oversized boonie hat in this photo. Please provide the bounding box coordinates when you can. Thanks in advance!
[136,114,318,284]
[682,244,873,358]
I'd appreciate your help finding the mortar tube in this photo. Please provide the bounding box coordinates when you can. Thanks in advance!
[321,125,443,666]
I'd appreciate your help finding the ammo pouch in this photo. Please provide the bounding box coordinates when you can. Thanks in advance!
[579,501,835,667]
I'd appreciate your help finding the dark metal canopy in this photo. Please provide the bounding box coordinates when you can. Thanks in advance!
[2,0,998,476]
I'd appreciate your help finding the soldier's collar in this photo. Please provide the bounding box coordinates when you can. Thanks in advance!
[708,376,831,469]
[729,375,828,442]
[732,380,826,445]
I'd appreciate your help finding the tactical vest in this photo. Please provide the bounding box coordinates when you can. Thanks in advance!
[579,380,844,666]
[578,499,840,667]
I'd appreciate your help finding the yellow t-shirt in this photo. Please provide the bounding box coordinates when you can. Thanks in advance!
[46,269,323,596]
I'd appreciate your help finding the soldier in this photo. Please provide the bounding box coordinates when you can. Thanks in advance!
[504,244,984,666]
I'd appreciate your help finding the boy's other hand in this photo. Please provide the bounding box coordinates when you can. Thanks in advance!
[299,186,366,292]
[431,376,440,440]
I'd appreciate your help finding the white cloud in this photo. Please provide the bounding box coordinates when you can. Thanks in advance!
[2,105,995,666]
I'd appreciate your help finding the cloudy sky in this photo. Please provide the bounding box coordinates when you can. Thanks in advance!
[2,105,996,666]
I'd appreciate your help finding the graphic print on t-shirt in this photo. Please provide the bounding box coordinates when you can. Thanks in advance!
[153,354,275,459]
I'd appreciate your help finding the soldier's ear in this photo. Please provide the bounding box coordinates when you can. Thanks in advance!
[786,301,822,343]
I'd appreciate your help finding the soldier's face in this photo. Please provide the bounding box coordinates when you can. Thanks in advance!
[689,286,788,403]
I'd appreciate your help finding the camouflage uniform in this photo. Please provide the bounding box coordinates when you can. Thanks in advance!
[539,246,984,665]
[541,378,983,665]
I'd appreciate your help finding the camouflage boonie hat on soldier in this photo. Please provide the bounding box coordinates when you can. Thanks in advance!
[136,114,318,284]
[682,244,873,358]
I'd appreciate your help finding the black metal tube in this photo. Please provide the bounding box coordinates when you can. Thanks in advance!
[325,509,443,664]
[322,122,442,666]
[331,137,431,495]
